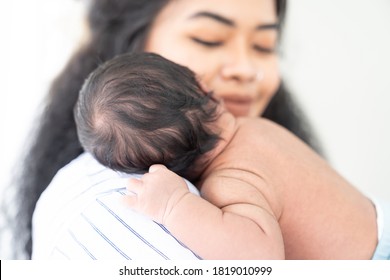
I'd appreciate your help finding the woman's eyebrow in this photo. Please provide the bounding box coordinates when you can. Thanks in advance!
[188,11,235,27]
[188,11,279,31]
[256,23,280,31]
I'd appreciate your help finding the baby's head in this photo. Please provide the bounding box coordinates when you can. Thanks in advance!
[74,52,220,179]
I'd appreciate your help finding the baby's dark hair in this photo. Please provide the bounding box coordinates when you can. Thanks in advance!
[74,52,220,178]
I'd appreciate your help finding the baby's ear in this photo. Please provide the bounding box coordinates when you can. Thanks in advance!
[149,164,167,173]
[197,79,210,95]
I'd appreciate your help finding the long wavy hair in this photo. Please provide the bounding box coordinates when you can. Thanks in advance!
[3,0,320,259]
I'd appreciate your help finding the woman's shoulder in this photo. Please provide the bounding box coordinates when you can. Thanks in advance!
[238,117,287,131]
[236,117,301,144]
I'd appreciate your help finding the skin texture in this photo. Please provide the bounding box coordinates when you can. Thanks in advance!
[145,0,280,117]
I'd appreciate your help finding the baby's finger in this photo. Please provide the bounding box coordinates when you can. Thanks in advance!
[127,177,143,194]
[122,193,138,208]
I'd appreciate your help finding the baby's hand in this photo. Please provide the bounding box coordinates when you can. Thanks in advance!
[124,164,190,224]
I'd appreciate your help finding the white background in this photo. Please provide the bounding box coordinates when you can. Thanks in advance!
[281,0,390,199]
[1,0,390,257]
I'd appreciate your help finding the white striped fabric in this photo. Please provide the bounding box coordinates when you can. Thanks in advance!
[32,153,200,260]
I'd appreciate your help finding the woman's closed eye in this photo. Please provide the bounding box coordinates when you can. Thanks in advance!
[253,44,275,54]
[190,36,275,54]
[190,37,223,47]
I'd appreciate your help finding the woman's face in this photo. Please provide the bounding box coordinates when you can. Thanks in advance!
[145,0,280,117]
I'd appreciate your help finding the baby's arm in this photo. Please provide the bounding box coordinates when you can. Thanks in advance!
[125,164,284,259]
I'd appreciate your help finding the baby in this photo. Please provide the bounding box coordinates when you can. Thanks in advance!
[75,52,389,259]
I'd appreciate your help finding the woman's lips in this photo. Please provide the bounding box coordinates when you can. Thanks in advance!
[222,97,253,117]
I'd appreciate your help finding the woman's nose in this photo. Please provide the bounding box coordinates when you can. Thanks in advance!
[221,48,258,83]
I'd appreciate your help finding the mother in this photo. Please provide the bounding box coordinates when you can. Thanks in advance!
[12,0,321,259]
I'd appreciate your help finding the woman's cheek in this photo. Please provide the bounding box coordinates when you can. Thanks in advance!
[262,58,281,98]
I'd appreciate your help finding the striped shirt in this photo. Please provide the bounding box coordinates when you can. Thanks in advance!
[32,153,200,260]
